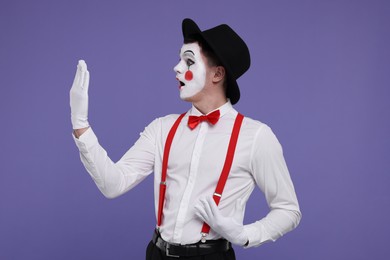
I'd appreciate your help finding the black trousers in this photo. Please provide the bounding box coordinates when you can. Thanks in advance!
[145,240,236,260]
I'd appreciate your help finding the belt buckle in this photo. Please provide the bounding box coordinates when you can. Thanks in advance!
[166,243,180,258]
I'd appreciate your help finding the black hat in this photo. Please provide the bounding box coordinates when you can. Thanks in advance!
[182,18,250,105]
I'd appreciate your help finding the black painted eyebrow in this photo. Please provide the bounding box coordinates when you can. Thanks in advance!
[183,50,195,55]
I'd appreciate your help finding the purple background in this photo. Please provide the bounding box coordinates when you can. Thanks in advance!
[1,0,389,259]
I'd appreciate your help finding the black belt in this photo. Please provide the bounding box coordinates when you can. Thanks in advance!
[152,229,231,258]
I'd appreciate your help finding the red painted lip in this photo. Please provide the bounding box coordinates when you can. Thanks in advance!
[176,77,185,89]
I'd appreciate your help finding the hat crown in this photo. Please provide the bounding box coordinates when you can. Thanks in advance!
[201,24,250,79]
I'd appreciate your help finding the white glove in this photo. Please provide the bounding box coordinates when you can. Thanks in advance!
[194,196,248,246]
[70,60,90,129]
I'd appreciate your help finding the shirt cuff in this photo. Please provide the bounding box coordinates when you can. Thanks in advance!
[72,127,98,154]
[243,222,274,248]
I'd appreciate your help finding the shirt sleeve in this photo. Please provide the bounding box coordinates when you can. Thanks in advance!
[72,119,159,199]
[243,124,302,248]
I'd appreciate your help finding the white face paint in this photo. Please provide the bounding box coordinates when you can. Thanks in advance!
[173,43,207,100]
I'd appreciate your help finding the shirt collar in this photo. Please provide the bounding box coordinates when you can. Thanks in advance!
[190,100,233,118]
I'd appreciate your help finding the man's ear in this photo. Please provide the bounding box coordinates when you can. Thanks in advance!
[212,66,226,83]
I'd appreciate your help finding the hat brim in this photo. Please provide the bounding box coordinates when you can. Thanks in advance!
[182,18,241,105]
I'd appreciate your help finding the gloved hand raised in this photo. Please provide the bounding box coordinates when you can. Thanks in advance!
[70,60,90,130]
[194,196,249,246]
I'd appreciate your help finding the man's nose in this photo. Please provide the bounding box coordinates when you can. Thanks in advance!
[173,61,184,74]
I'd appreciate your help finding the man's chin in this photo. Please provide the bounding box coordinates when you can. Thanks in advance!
[179,93,194,102]
[179,90,203,103]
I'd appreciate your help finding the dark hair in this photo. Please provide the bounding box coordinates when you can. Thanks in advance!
[184,35,222,67]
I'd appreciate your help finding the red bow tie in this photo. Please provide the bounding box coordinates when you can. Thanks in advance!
[188,110,220,130]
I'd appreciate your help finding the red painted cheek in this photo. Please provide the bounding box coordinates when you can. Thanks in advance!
[185,70,193,81]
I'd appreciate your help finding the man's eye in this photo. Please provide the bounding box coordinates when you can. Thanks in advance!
[186,59,194,66]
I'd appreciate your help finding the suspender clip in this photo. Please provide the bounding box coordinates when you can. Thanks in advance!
[213,192,222,197]
[201,232,208,243]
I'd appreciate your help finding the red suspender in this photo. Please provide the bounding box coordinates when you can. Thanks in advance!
[157,112,245,241]
[200,113,244,240]
[157,113,186,228]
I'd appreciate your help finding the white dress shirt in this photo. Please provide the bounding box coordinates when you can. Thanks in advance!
[73,101,301,248]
